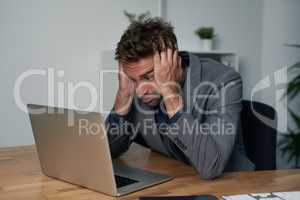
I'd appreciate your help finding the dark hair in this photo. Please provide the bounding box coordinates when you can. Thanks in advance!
[115,17,178,62]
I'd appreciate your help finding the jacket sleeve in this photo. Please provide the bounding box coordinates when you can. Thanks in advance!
[105,107,134,158]
[164,70,243,179]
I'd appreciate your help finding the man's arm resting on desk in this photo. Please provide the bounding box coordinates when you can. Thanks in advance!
[105,108,134,158]
[163,71,243,180]
[105,61,136,158]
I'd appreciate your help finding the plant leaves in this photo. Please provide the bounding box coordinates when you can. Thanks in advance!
[288,107,300,130]
[281,62,300,100]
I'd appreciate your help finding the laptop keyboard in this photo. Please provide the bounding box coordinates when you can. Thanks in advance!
[114,175,138,188]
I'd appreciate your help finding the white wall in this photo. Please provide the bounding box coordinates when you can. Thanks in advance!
[260,0,300,117]
[165,0,264,101]
[0,0,159,147]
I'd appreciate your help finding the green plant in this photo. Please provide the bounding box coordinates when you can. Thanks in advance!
[123,10,151,23]
[279,59,300,167]
[194,27,215,39]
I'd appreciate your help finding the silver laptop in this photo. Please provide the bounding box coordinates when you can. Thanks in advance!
[27,104,172,196]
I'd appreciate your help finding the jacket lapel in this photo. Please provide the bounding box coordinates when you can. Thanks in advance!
[181,52,203,113]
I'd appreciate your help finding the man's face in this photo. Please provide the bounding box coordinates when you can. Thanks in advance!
[123,56,161,107]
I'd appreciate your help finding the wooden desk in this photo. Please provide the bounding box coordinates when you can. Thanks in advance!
[0,144,300,200]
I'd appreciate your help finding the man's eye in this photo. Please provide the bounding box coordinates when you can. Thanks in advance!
[146,75,154,80]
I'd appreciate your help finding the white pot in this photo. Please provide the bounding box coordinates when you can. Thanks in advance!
[201,39,213,51]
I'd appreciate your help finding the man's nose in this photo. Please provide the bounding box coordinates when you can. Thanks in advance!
[136,81,151,97]
[136,84,146,97]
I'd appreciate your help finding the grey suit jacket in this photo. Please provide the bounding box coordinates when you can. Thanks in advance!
[106,52,255,179]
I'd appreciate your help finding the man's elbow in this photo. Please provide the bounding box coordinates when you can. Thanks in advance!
[108,136,131,158]
[197,168,223,180]
[110,145,129,158]
[195,156,226,180]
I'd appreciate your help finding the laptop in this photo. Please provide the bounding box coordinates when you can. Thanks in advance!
[27,104,172,196]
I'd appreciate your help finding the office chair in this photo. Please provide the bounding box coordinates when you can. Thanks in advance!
[241,100,277,170]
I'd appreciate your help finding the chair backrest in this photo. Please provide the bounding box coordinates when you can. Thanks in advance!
[241,100,277,170]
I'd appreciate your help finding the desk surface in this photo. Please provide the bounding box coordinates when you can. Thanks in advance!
[0,143,300,200]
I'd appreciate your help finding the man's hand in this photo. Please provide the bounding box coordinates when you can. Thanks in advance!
[114,62,135,116]
[154,48,184,118]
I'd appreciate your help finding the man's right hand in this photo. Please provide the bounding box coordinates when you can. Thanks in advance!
[114,62,135,116]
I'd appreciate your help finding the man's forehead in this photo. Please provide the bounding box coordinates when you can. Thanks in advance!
[123,57,154,75]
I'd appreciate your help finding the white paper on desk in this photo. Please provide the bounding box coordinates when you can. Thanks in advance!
[222,191,300,200]
[273,191,300,200]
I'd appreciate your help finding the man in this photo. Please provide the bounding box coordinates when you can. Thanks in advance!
[105,17,254,179]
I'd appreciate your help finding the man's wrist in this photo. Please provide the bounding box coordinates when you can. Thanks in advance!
[161,90,183,118]
[114,102,131,116]
[114,106,130,116]
[114,91,132,116]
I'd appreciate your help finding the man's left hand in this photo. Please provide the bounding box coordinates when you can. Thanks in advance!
[153,48,184,118]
